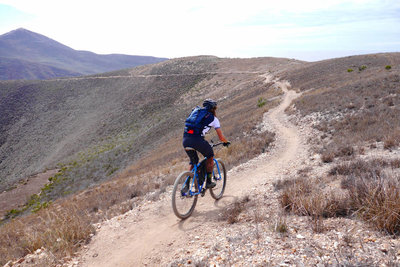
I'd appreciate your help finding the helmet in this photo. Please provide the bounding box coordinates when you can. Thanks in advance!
[203,99,217,110]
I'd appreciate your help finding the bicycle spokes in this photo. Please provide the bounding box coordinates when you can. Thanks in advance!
[172,171,198,219]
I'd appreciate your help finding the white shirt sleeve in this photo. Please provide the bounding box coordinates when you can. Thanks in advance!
[209,117,221,129]
[202,117,220,136]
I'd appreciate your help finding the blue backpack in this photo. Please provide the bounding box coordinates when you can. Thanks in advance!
[184,106,214,135]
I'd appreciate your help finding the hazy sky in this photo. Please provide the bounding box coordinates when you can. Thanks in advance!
[0,0,399,61]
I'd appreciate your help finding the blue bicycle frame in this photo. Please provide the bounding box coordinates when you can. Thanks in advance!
[183,158,222,197]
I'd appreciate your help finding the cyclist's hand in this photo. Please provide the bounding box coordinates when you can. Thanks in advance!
[223,141,231,147]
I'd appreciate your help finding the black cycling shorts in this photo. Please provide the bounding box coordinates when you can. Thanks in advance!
[182,135,214,165]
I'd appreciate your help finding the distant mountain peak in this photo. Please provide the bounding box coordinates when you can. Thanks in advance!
[4,27,28,33]
[13,27,29,32]
[3,27,38,37]
[0,27,59,46]
[0,28,168,80]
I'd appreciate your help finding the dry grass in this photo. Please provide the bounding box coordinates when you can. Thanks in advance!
[321,151,335,163]
[384,130,400,150]
[0,159,185,265]
[278,158,400,235]
[0,170,167,265]
[272,214,289,234]
[330,158,385,177]
[279,176,351,218]
[278,176,352,232]
[215,131,275,167]
[342,171,400,235]
[0,202,95,265]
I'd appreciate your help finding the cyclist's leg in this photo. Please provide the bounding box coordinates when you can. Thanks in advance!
[183,136,213,163]
[185,149,198,171]
[183,136,199,170]
[206,157,214,173]
[195,139,214,170]
[183,150,198,192]
[195,138,215,188]
[205,157,216,188]
[183,136,215,188]
[182,136,200,193]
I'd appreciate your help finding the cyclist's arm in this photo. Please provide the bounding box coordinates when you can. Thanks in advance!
[215,128,228,143]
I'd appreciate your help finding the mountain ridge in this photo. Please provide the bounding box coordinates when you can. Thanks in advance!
[0,28,168,80]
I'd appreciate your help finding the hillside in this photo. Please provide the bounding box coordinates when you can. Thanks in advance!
[0,57,82,80]
[280,52,400,154]
[0,28,168,80]
[0,56,296,196]
[1,53,400,266]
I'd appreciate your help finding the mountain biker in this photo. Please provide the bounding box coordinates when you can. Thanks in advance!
[182,99,230,192]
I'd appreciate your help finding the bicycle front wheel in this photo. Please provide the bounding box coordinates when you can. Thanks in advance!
[172,171,198,219]
[210,159,227,200]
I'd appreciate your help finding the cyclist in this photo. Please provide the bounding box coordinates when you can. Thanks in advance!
[182,99,230,192]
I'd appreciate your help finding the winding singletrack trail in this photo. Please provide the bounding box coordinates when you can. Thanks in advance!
[78,75,307,266]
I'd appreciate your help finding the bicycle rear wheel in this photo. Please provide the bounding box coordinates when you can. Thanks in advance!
[172,171,198,219]
[210,159,226,200]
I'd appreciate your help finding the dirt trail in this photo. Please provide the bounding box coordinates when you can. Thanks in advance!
[77,75,307,266]
[53,71,266,82]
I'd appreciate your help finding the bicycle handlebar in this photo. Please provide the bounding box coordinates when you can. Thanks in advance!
[211,141,230,148]
[212,142,224,147]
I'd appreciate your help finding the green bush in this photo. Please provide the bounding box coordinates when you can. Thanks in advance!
[359,65,367,71]
[257,97,266,108]
[4,209,23,220]
[385,65,392,70]
[347,68,353,72]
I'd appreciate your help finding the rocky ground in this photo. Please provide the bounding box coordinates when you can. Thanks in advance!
[154,116,400,267]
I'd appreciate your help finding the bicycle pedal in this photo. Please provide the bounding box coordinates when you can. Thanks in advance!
[201,188,206,197]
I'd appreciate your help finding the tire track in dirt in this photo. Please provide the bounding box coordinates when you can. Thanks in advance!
[77,74,306,267]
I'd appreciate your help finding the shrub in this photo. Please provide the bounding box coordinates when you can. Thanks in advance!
[383,132,400,149]
[337,145,354,157]
[328,158,400,234]
[347,68,354,72]
[391,159,400,168]
[359,65,367,71]
[273,178,296,191]
[278,175,352,233]
[384,137,397,150]
[257,97,266,108]
[330,158,387,178]
[345,172,400,234]
[279,176,350,219]
[272,215,288,233]
[385,65,392,70]
[321,151,335,163]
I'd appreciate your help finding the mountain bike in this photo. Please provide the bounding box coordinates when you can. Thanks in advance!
[172,142,227,219]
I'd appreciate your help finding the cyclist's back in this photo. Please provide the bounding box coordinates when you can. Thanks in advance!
[182,99,230,189]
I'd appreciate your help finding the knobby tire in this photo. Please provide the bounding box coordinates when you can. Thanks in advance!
[172,171,198,219]
[210,158,227,200]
